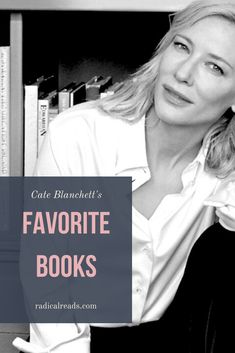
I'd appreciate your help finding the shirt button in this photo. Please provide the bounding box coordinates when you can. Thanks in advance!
[136,287,142,294]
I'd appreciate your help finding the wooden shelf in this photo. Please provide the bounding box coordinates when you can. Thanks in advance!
[0,0,192,12]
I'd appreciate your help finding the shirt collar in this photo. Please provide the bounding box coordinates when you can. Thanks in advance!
[114,113,208,181]
[181,142,208,188]
[115,115,148,175]
[187,141,208,169]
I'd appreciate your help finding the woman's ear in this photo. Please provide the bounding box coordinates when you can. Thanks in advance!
[231,105,235,113]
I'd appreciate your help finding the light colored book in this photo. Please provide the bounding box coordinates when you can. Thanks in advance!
[58,81,77,113]
[24,75,56,176]
[100,81,123,98]
[0,46,10,176]
[24,75,44,176]
[38,89,58,153]
[38,98,49,154]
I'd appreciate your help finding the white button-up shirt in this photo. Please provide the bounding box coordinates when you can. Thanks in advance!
[13,102,228,353]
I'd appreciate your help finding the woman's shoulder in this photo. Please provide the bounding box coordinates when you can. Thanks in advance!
[49,101,125,138]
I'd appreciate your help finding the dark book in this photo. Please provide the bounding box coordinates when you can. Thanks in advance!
[85,75,102,101]
[86,75,112,101]
[70,82,86,106]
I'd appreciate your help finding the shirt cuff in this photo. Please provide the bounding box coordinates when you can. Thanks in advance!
[13,337,90,353]
[218,217,235,232]
[12,326,90,353]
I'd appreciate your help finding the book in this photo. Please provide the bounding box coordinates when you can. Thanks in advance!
[24,75,56,176]
[58,81,77,113]
[0,46,10,176]
[100,81,124,98]
[38,98,49,155]
[48,91,59,122]
[86,75,112,101]
[38,89,58,153]
[85,75,103,101]
[70,82,86,107]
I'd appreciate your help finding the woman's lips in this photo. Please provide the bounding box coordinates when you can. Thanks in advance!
[163,84,194,105]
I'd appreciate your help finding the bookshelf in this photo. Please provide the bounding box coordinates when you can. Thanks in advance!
[0,0,193,176]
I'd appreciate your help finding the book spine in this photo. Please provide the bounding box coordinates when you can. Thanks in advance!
[38,98,49,155]
[58,91,70,113]
[70,91,74,106]
[70,84,86,107]
[0,47,10,176]
[24,85,38,176]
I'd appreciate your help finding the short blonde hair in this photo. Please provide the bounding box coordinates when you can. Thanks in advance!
[97,0,235,178]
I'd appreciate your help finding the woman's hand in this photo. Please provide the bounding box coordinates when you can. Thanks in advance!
[204,174,235,231]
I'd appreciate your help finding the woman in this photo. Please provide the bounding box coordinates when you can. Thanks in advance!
[14,0,235,352]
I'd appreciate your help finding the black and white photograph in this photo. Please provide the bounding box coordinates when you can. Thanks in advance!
[0,0,235,352]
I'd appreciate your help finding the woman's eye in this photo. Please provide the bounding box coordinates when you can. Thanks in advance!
[173,41,189,52]
[207,62,224,75]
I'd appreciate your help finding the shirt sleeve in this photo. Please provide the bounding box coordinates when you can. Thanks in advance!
[13,119,91,353]
[12,323,90,353]
[204,174,235,231]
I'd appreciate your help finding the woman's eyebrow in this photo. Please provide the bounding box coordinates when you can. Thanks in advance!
[208,53,233,69]
[175,34,193,46]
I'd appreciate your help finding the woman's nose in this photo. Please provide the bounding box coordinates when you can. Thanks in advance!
[174,59,195,86]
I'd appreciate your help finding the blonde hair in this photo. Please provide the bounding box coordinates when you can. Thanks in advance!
[97,0,235,178]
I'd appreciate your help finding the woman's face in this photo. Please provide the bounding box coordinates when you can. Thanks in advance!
[154,16,235,130]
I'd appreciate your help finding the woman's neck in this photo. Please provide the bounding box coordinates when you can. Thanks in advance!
[145,108,205,169]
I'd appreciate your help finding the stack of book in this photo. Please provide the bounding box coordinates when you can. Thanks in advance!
[23,74,119,175]
[58,81,86,113]
[0,61,121,177]
[57,75,114,112]
[85,75,112,101]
